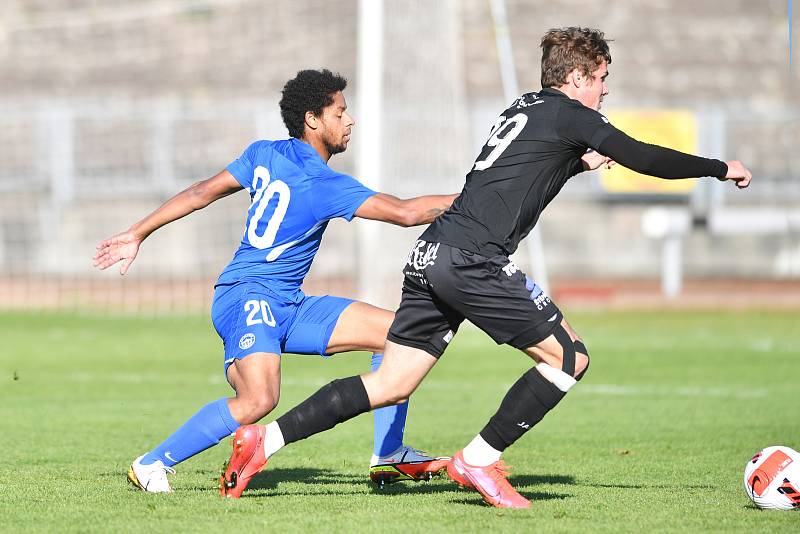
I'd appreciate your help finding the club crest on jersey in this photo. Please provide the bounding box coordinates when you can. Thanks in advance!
[406,240,440,270]
[239,333,256,350]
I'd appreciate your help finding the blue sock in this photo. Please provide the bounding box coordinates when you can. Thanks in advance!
[371,353,408,457]
[140,398,240,467]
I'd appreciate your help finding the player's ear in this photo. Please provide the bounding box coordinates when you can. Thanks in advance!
[570,68,583,88]
[304,111,319,132]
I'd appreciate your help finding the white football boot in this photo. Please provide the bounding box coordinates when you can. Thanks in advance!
[127,455,175,493]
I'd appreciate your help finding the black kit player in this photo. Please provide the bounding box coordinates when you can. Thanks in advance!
[219,27,753,507]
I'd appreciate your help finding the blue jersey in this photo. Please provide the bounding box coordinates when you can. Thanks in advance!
[216,138,376,298]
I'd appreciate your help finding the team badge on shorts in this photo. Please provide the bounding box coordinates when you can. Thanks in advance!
[239,333,256,350]
[404,240,441,284]
[406,240,440,270]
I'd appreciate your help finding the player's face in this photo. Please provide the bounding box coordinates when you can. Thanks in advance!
[576,59,609,111]
[319,91,354,155]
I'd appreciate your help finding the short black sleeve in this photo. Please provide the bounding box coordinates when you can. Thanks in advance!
[555,103,618,150]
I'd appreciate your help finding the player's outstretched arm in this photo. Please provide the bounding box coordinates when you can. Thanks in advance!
[93,170,242,274]
[354,193,458,227]
[596,130,752,188]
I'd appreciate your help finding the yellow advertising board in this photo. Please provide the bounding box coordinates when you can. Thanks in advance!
[600,110,698,194]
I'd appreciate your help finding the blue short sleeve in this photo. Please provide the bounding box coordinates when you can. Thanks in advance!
[226,142,267,189]
[313,173,377,222]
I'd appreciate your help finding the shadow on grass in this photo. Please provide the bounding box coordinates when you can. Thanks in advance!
[106,466,581,500]
[234,469,576,500]
[509,473,575,487]
[448,490,571,507]
[244,467,364,492]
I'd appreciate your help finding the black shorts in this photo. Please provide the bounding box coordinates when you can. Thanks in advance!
[387,241,563,358]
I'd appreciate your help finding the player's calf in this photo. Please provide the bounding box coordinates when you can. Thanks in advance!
[479,362,575,455]
[457,327,586,473]
[276,376,372,444]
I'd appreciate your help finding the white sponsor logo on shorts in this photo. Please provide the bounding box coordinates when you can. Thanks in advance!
[239,333,256,350]
[532,293,552,311]
[406,240,440,270]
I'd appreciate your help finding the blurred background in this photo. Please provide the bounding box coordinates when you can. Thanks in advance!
[0,0,797,314]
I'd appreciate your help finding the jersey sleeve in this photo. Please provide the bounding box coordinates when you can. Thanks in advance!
[555,103,618,150]
[312,173,377,222]
[226,141,266,189]
[598,130,728,179]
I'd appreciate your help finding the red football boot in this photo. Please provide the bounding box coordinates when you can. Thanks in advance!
[447,450,531,509]
[446,454,474,489]
[219,425,267,498]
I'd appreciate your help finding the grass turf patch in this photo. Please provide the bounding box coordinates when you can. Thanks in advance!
[1,310,798,532]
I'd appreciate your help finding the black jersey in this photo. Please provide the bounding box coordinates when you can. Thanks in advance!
[421,88,616,257]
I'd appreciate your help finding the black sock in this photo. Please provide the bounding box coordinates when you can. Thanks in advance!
[479,366,567,451]
[276,375,371,445]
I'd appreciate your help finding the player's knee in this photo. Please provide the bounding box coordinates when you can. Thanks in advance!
[377,380,412,405]
[375,377,413,406]
[368,365,413,406]
[363,371,409,407]
[574,340,590,381]
[386,391,411,406]
[549,326,590,380]
[237,392,279,424]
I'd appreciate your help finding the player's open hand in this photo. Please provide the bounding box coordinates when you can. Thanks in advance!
[722,160,752,189]
[93,230,142,275]
[581,149,616,171]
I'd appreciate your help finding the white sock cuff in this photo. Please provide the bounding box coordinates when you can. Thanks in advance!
[263,421,285,459]
[462,434,502,466]
[535,362,577,392]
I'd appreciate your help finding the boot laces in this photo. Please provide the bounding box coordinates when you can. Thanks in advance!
[163,466,176,475]
[488,461,511,483]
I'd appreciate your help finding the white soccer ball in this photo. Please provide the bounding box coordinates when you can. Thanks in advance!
[743,445,800,510]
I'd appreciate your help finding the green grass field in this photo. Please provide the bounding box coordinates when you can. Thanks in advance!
[1,309,798,532]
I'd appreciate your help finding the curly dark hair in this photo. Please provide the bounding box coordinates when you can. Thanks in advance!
[280,69,348,139]
[540,27,612,88]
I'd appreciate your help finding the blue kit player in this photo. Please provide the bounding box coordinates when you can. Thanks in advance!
[94,69,457,496]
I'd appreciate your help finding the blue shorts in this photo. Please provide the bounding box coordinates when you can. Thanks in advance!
[211,282,354,372]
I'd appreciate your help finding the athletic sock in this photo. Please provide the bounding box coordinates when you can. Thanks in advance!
[263,421,285,459]
[276,375,371,445]
[140,397,240,467]
[370,353,408,457]
[462,434,502,466]
[478,363,576,452]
